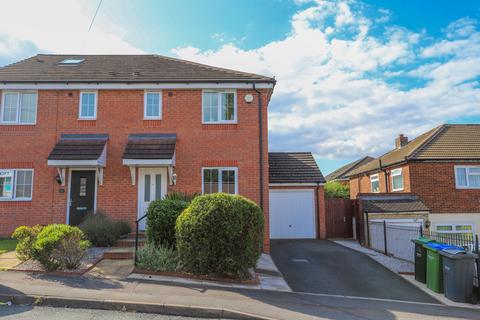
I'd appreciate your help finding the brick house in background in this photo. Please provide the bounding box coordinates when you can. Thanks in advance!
[348,124,480,238]
[325,156,375,183]
[0,54,275,251]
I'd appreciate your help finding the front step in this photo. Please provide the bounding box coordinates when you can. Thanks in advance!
[116,238,146,248]
[103,248,134,260]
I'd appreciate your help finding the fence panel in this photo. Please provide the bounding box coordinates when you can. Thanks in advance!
[386,224,420,262]
[368,221,385,253]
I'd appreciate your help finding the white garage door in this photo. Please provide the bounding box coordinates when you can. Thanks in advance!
[269,189,316,239]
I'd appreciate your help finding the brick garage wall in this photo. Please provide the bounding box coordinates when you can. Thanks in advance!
[0,88,272,252]
[409,162,480,214]
[349,164,411,198]
[269,185,326,239]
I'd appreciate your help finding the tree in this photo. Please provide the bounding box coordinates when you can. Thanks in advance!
[324,181,350,199]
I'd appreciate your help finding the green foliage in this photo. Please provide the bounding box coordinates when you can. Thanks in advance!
[324,181,350,199]
[176,193,264,278]
[164,191,200,202]
[51,232,89,270]
[115,220,132,237]
[12,225,44,261]
[33,224,89,271]
[79,212,120,247]
[0,238,17,255]
[136,243,179,272]
[146,199,189,247]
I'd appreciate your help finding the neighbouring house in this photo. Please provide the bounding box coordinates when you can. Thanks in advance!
[348,124,480,240]
[0,54,275,251]
[325,156,375,183]
[268,152,326,239]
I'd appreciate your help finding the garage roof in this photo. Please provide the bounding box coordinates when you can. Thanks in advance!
[359,194,429,213]
[269,152,325,184]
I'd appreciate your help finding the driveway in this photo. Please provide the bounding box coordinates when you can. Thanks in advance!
[270,239,438,303]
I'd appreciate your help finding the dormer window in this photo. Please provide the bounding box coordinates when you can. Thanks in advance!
[58,58,85,65]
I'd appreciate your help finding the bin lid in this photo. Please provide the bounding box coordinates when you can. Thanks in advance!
[424,242,464,252]
[439,249,477,259]
[411,237,434,245]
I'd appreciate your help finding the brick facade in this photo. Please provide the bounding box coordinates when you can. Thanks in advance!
[0,88,272,250]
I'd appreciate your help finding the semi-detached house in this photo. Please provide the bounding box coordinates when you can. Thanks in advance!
[0,54,276,250]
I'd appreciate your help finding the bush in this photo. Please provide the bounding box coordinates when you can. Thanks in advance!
[164,191,199,202]
[146,199,189,247]
[79,212,120,247]
[136,243,179,272]
[33,224,89,271]
[115,220,132,237]
[12,225,44,261]
[324,181,350,199]
[176,193,264,278]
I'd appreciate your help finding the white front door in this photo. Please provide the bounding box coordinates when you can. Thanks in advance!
[138,168,167,230]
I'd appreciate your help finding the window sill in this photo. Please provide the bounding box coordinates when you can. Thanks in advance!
[78,118,97,121]
[0,198,32,202]
[391,188,404,192]
[144,117,162,121]
[0,123,36,126]
[202,121,237,125]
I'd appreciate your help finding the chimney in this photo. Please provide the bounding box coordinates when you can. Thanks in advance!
[395,134,408,149]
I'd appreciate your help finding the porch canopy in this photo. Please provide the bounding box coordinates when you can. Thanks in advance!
[122,133,176,185]
[47,134,109,185]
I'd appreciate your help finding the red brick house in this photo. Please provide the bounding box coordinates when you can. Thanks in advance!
[0,54,275,251]
[348,124,480,238]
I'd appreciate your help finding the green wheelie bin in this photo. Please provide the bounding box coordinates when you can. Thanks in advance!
[411,237,434,283]
[424,243,464,293]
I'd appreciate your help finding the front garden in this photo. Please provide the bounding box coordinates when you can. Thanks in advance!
[137,192,264,280]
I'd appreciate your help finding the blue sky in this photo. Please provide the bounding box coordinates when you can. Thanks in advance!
[1,0,479,174]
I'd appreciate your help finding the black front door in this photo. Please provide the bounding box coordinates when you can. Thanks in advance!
[69,171,96,226]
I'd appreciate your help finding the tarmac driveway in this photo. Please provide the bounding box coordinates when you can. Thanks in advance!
[270,240,438,303]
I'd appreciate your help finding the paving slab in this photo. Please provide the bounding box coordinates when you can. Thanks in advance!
[0,252,20,270]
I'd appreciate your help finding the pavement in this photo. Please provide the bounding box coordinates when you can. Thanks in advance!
[270,239,438,303]
[1,270,480,319]
[0,306,227,319]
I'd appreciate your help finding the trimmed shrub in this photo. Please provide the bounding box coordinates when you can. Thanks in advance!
[324,181,350,199]
[164,191,199,202]
[115,220,132,237]
[146,199,189,247]
[51,232,89,270]
[33,224,89,271]
[136,243,179,272]
[79,212,119,247]
[12,225,44,261]
[176,193,264,278]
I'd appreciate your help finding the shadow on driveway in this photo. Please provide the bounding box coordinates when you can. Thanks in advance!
[271,239,438,303]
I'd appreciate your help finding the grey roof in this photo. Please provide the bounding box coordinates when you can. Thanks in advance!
[325,156,375,181]
[0,54,275,83]
[123,134,176,159]
[48,134,108,160]
[359,194,429,213]
[269,152,325,184]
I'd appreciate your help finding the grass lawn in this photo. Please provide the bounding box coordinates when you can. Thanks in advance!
[0,239,17,254]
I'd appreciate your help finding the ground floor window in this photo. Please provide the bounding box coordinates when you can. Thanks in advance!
[434,223,474,239]
[202,167,237,195]
[0,169,33,200]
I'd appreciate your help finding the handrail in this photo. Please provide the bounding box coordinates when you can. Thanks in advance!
[134,214,148,266]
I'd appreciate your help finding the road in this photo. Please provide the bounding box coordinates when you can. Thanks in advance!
[0,306,230,320]
[270,239,438,302]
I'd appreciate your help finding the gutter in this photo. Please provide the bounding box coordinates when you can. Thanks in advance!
[253,83,264,210]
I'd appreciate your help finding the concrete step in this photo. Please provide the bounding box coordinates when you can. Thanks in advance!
[115,238,146,248]
[103,248,134,260]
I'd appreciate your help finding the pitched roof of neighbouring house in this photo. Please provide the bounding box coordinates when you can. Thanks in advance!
[325,156,375,181]
[123,134,176,159]
[359,194,430,213]
[269,152,325,184]
[48,134,108,160]
[349,124,480,176]
[0,54,275,83]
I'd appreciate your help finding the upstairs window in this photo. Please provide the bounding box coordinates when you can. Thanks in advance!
[391,168,404,191]
[202,91,236,123]
[370,174,380,193]
[455,166,480,189]
[0,169,33,201]
[202,168,237,194]
[144,91,162,119]
[79,91,97,119]
[1,92,37,124]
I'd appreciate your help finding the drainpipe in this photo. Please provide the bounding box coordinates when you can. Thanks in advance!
[380,159,389,193]
[252,83,264,210]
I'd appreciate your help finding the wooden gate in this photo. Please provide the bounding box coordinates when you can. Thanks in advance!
[326,198,353,238]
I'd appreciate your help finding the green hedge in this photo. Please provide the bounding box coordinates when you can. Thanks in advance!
[146,199,189,247]
[12,225,44,261]
[176,193,264,278]
[79,212,127,247]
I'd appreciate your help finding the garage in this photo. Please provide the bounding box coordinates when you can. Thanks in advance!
[268,152,326,239]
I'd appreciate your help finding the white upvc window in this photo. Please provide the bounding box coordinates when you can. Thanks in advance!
[202,167,238,195]
[391,168,404,191]
[0,169,33,201]
[370,174,380,193]
[435,223,474,238]
[455,166,480,189]
[202,90,237,124]
[79,91,97,119]
[0,91,37,124]
[144,91,162,119]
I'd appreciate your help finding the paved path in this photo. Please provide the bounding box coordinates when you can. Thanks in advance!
[270,239,437,303]
[0,306,226,319]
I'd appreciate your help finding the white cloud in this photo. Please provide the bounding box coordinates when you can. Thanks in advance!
[173,0,480,160]
[0,0,142,62]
